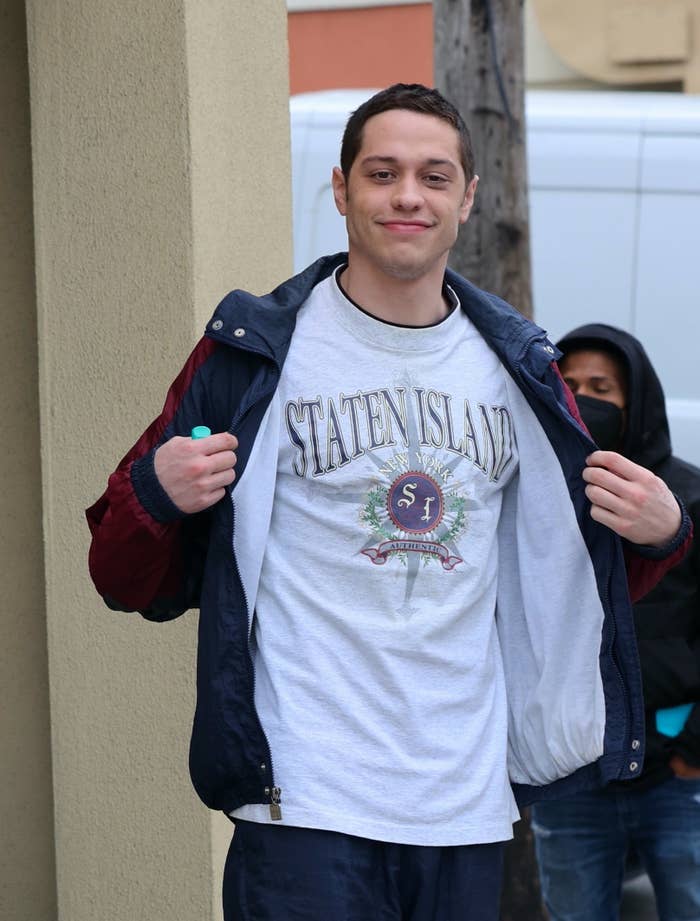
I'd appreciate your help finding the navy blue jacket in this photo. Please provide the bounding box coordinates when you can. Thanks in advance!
[86,256,691,815]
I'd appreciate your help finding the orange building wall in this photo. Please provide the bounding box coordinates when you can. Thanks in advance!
[288,4,434,95]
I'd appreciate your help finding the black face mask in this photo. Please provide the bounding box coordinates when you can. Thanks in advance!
[575,394,625,451]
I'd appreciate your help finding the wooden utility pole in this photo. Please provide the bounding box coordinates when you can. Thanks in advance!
[434,2,545,919]
[434,0,532,319]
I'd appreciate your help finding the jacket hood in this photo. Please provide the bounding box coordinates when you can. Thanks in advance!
[556,323,671,469]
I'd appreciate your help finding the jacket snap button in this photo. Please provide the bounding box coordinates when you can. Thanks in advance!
[234,327,246,338]
[629,761,639,772]
[631,739,640,750]
[212,319,223,331]
[543,345,555,354]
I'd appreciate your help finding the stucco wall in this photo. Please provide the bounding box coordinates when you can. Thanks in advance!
[0,1,56,918]
[23,1,291,918]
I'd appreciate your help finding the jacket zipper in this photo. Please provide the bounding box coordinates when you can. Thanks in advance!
[223,346,285,820]
[230,501,284,820]
[269,786,282,820]
[600,549,633,771]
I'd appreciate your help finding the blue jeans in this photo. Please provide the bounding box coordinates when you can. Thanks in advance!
[224,820,505,921]
[532,777,700,921]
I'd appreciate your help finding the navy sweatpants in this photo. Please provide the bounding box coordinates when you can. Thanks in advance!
[224,820,505,921]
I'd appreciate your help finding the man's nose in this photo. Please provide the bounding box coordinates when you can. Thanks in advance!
[391,178,424,210]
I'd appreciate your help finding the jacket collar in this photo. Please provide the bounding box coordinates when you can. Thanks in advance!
[206,253,558,378]
[205,253,347,365]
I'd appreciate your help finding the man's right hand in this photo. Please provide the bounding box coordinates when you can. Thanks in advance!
[154,432,238,514]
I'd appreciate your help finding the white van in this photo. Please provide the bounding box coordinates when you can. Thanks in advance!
[290,89,700,465]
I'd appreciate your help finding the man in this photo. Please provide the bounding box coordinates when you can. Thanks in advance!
[532,324,700,921]
[86,85,690,921]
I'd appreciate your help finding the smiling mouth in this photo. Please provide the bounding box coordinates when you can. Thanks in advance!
[381,221,433,233]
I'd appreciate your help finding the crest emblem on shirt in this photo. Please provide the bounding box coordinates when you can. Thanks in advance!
[388,472,443,533]
[361,467,466,571]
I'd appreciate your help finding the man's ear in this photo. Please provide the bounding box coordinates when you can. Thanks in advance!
[332,166,348,217]
[459,175,479,225]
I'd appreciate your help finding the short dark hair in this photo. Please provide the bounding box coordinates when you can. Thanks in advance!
[340,83,475,182]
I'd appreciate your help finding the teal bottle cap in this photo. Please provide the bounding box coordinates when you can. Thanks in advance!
[191,425,212,440]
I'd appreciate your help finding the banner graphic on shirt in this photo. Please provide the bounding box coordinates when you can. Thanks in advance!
[363,539,463,570]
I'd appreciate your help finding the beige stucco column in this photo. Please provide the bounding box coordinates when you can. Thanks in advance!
[0,2,57,919]
[24,1,291,919]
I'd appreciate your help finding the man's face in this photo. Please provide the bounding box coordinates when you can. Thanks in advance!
[559,350,627,409]
[331,109,477,283]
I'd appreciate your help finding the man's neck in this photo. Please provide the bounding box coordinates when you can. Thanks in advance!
[339,260,451,327]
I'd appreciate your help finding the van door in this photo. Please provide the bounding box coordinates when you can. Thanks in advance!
[527,92,642,343]
[635,127,700,464]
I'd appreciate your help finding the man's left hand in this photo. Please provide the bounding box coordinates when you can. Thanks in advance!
[583,451,681,547]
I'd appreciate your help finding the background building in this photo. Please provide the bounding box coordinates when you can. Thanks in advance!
[287,0,582,93]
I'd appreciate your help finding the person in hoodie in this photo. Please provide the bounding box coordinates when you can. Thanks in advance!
[532,323,700,921]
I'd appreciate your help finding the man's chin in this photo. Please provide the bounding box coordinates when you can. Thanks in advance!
[380,259,438,282]
[347,240,450,282]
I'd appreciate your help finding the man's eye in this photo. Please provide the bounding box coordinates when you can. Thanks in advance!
[372,170,394,181]
[425,174,448,185]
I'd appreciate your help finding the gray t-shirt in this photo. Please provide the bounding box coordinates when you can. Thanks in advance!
[231,270,520,845]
